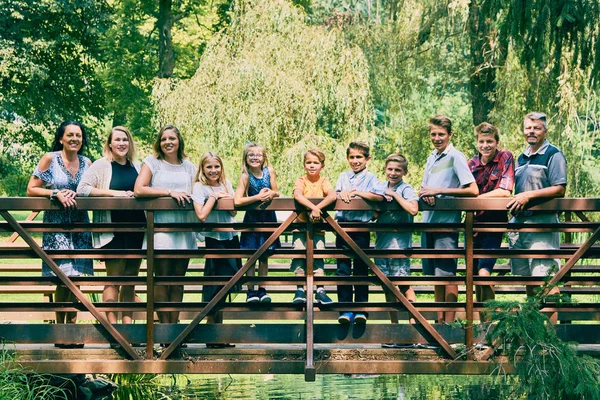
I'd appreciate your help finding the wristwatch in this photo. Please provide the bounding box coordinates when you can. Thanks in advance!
[49,189,59,200]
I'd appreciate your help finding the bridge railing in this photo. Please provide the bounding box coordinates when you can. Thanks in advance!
[0,197,599,378]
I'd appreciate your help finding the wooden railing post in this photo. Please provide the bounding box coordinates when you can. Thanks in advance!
[145,211,155,358]
[464,212,474,359]
[304,218,315,381]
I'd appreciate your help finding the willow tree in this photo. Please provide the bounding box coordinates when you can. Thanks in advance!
[155,0,373,192]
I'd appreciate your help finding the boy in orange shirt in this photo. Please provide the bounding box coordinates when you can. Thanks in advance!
[291,149,337,304]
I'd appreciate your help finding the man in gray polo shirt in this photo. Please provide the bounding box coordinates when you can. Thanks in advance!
[507,112,567,306]
[419,115,479,323]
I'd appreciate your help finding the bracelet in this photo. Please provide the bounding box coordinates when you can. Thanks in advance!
[49,189,59,200]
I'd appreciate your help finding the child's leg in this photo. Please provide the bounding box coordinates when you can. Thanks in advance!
[246,261,257,292]
[352,232,371,317]
[290,231,307,290]
[433,233,459,323]
[335,234,353,304]
[313,233,326,290]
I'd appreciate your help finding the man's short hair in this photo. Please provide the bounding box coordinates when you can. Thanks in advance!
[385,153,408,171]
[347,141,370,158]
[428,115,452,134]
[524,112,547,130]
[475,122,500,142]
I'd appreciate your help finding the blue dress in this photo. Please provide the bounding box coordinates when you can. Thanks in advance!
[240,167,281,250]
[33,152,93,277]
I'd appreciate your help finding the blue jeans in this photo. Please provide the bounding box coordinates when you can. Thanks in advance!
[336,231,370,307]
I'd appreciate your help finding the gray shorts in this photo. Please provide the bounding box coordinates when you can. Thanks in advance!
[508,213,561,276]
[375,257,410,277]
[421,232,458,276]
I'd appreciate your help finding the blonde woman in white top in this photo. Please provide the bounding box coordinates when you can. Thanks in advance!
[78,126,145,325]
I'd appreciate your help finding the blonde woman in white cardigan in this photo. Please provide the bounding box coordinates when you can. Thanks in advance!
[78,126,146,325]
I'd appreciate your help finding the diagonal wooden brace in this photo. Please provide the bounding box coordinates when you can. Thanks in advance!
[159,211,299,360]
[542,226,600,296]
[0,210,141,360]
[325,214,457,359]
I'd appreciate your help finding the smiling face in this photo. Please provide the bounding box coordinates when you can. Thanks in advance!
[523,118,547,150]
[429,125,452,153]
[60,124,83,154]
[110,130,130,162]
[304,153,324,178]
[476,133,499,161]
[246,146,265,171]
[385,161,407,186]
[160,128,179,158]
[346,148,370,173]
[203,158,222,186]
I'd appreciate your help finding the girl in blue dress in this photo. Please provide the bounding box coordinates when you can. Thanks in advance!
[234,142,281,303]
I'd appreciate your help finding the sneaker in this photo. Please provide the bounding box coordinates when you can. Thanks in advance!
[338,312,354,324]
[292,289,306,304]
[246,290,259,303]
[258,288,271,303]
[381,343,417,349]
[354,313,367,324]
[381,343,396,348]
[314,290,333,305]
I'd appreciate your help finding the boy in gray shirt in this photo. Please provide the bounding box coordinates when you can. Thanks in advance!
[419,116,478,323]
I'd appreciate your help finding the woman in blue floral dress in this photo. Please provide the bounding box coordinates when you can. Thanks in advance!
[27,121,93,332]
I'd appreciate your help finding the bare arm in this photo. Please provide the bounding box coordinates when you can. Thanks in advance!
[134,164,167,197]
[354,191,384,202]
[267,166,281,199]
[478,188,511,198]
[26,153,53,198]
[506,185,565,215]
[27,153,78,208]
[234,173,260,206]
[419,181,479,198]
[387,190,419,216]
[133,163,190,205]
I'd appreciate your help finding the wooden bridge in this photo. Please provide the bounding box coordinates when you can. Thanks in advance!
[1,197,599,380]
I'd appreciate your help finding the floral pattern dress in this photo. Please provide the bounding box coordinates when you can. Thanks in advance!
[33,152,93,276]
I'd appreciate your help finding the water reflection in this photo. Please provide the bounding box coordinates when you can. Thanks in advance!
[111,374,513,399]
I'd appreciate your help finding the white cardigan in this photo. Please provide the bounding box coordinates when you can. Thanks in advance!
[77,157,141,248]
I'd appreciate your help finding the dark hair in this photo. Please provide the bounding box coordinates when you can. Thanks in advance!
[153,125,186,162]
[428,115,452,134]
[346,141,370,158]
[474,122,500,141]
[51,121,87,154]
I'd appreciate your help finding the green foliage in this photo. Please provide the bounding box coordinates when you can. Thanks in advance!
[156,0,373,193]
[0,344,68,400]
[486,288,600,399]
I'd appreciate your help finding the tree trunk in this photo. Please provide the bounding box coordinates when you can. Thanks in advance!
[157,0,175,78]
[468,0,495,125]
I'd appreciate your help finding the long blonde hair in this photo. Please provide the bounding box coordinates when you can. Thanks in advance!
[103,126,136,162]
[195,152,228,187]
[241,142,268,175]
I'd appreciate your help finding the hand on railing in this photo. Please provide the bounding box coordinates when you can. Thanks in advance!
[309,207,323,222]
[338,189,356,203]
[169,190,192,206]
[57,189,78,209]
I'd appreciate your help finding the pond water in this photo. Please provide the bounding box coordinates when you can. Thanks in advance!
[111,374,515,399]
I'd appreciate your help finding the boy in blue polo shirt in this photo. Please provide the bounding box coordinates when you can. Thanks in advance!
[419,116,478,323]
[335,141,378,325]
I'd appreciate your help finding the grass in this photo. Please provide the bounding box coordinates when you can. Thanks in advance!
[0,344,69,400]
